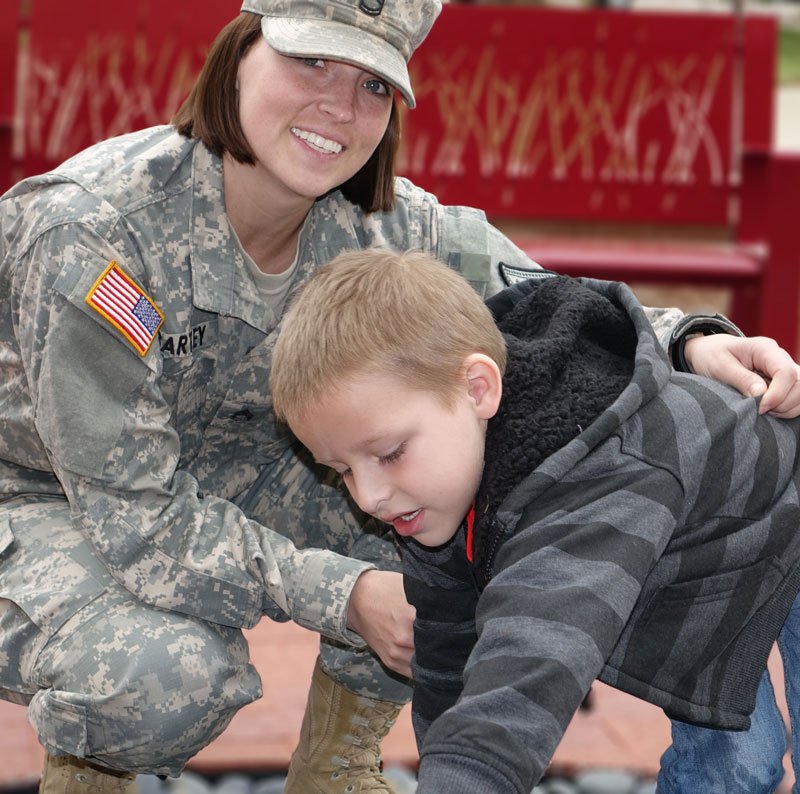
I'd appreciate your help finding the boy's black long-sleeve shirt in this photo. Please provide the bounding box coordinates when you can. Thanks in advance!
[402,276,800,794]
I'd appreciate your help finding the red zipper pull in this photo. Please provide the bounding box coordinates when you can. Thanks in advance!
[466,503,476,563]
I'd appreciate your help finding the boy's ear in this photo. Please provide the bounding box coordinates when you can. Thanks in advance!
[463,354,502,420]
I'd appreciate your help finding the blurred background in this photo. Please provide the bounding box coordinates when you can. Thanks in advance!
[1,1,800,793]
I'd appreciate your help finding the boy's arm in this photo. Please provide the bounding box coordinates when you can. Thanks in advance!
[414,465,680,794]
[399,533,479,748]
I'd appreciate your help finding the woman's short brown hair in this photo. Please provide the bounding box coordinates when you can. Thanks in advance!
[172,12,399,213]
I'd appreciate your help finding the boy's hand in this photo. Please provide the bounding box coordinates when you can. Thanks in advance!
[347,569,416,678]
[684,334,800,418]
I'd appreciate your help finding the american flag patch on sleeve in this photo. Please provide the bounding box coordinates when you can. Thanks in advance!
[85,261,165,356]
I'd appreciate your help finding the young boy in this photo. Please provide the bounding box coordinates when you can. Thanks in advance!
[270,249,800,794]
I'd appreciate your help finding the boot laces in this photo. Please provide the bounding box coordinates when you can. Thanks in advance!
[329,698,399,792]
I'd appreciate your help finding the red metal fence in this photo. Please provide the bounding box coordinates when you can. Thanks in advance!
[2,0,235,188]
[399,5,774,228]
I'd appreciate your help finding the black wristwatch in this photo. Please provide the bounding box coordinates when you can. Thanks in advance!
[669,313,744,372]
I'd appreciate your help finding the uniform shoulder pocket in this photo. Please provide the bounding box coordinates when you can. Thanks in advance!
[52,245,162,372]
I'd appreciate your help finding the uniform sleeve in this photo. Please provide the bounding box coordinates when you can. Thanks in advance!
[436,203,543,299]
[434,203,742,362]
[415,462,682,794]
[12,227,372,639]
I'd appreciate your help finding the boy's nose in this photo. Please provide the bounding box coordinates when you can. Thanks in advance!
[351,470,391,517]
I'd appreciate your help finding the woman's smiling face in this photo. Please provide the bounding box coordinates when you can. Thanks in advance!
[235,40,394,202]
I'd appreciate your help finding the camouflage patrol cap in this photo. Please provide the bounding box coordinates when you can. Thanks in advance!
[239,0,442,108]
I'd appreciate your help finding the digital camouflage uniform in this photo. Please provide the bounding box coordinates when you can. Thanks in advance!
[0,126,689,776]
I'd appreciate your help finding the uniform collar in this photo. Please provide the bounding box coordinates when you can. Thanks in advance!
[188,144,362,333]
[189,143,278,332]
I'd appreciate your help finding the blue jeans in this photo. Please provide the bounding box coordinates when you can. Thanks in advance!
[658,592,800,793]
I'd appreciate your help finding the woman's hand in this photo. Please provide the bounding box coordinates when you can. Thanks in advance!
[684,334,800,418]
[347,569,416,678]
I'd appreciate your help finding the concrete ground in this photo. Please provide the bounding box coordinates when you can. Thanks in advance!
[0,625,793,792]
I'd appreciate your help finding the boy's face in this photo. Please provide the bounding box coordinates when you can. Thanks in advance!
[290,367,497,548]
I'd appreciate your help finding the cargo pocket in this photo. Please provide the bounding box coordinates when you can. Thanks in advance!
[0,503,106,639]
[28,688,90,758]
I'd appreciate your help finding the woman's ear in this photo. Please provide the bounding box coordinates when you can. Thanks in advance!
[463,354,503,420]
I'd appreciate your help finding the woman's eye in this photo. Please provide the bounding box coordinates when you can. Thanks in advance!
[364,78,390,96]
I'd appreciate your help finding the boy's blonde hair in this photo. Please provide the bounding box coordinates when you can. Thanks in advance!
[271,249,507,424]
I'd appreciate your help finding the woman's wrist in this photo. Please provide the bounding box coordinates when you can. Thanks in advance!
[669,313,743,372]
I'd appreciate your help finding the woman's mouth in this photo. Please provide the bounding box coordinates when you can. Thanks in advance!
[290,127,343,155]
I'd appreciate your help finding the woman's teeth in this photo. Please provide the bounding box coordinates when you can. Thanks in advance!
[291,127,342,154]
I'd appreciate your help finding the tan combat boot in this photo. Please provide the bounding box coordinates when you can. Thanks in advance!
[284,657,403,793]
[39,753,135,794]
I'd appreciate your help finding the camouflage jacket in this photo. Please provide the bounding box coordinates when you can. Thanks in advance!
[0,125,557,638]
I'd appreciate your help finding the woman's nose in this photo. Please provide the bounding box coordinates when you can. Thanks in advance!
[317,76,357,123]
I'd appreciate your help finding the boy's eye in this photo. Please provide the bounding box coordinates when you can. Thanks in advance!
[379,443,405,465]
[364,77,390,96]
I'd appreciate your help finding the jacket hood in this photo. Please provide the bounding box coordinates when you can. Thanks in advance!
[472,274,663,578]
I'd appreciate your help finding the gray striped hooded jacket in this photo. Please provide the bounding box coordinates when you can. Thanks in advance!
[403,275,800,794]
